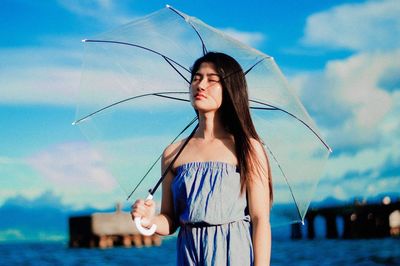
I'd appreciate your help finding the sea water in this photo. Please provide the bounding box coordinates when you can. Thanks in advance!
[0,237,399,266]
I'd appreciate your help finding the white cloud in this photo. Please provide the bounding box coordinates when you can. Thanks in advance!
[26,142,118,195]
[365,175,400,197]
[57,0,133,25]
[20,138,170,208]
[292,49,400,150]
[302,0,400,51]
[0,156,23,165]
[314,164,400,202]
[0,188,45,205]
[288,18,400,201]
[58,0,113,15]
[221,28,266,48]
[0,11,268,107]
[311,93,400,201]
[0,45,83,106]
[17,138,168,208]
[0,229,24,241]
[0,66,81,106]
[324,140,400,181]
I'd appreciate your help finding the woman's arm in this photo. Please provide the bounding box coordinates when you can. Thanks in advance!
[247,139,271,266]
[131,143,180,236]
[151,148,178,235]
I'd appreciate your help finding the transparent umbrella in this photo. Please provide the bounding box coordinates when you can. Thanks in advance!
[73,5,332,235]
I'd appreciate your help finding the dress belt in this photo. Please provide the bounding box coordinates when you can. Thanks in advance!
[181,216,251,228]
[182,221,214,228]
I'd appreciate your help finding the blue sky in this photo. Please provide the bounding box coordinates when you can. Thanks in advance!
[1,0,399,215]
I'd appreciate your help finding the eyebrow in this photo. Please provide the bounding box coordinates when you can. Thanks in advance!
[194,72,220,77]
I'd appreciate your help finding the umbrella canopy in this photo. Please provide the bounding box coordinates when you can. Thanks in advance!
[74,5,331,227]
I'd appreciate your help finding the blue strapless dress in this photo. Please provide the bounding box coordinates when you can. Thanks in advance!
[171,161,253,266]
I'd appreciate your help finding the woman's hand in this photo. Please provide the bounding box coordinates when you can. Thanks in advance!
[131,199,156,228]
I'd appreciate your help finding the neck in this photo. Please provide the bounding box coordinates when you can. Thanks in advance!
[196,111,227,140]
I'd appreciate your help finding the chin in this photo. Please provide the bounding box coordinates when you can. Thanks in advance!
[195,107,219,114]
[192,101,220,113]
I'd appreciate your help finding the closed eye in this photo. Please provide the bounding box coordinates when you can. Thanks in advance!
[191,73,220,83]
[207,74,220,83]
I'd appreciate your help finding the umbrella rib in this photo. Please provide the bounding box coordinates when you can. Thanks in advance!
[126,116,198,200]
[250,107,278,110]
[154,93,190,102]
[148,122,198,196]
[221,57,269,81]
[83,39,191,73]
[244,57,270,75]
[250,100,332,152]
[166,5,208,55]
[162,57,191,84]
[72,92,188,125]
[264,143,303,221]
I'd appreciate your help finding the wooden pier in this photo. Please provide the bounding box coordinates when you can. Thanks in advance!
[69,205,161,248]
[291,199,400,239]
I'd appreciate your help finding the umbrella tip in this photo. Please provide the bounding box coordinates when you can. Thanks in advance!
[72,119,83,125]
[82,39,87,43]
[166,4,171,8]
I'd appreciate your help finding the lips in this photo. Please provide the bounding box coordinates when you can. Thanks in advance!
[194,93,207,100]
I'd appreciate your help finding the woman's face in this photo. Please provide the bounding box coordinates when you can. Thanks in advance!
[190,62,223,113]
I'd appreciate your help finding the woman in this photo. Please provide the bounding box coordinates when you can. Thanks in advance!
[131,52,273,265]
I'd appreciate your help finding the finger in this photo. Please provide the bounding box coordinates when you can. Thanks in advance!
[132,199,144,207]
[131,200,145,210]
[131,203,145,212]
[132,205,147,215]
[131,210,146,218]
[144,199,155,207]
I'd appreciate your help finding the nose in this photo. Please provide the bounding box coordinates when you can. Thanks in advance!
[197,78,207,91]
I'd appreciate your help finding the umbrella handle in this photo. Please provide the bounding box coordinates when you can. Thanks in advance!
[134,194,157,236]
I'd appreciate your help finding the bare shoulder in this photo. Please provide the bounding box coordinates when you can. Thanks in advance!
[249,138,270,180]
[162,138,187,167]
[250,138,267,160]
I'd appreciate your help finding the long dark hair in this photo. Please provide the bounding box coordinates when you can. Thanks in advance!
[190,52,273,202]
